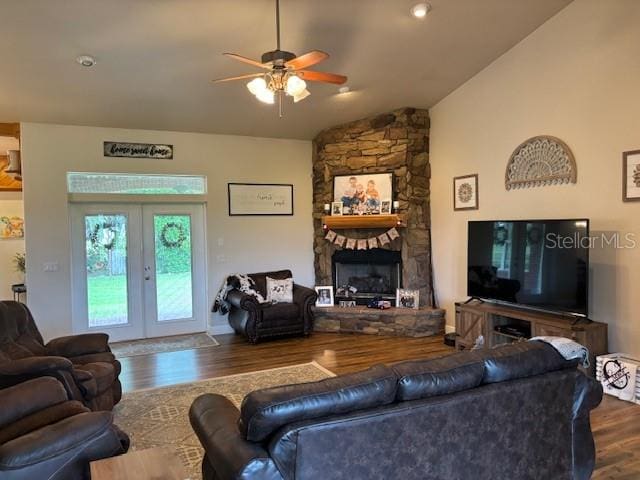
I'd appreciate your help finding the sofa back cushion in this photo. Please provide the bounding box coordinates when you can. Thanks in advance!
[248,270,292,299]
[239,364,398,442]
[478,341,574,384]
[0,301,46,359]
[393,352,484,401]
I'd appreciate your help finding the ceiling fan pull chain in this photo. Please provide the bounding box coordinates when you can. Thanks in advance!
[278,90,283,118]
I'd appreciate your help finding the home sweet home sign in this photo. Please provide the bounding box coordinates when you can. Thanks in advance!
[104,142,173,159]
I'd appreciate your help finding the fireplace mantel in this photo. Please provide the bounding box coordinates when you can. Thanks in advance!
[322,214,406,230]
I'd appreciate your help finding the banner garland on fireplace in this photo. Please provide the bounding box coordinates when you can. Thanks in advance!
[324,228,400,250]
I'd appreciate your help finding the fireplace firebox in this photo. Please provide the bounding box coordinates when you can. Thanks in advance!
[332,249,402,305]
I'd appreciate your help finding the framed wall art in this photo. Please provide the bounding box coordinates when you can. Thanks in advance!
[228,183,294,216]
[453,174,479,211]
[333,172,392,215]
[623,150,640,202]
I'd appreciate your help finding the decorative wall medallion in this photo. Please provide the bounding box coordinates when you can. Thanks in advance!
[505,136,576,190]
[453,174,479,211]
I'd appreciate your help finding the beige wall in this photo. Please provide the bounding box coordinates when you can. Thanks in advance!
[430,0,640,356]
[21,123,313,341]
[0,192,25,299]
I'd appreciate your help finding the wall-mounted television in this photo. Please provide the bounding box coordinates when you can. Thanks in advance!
[467,219,589,317]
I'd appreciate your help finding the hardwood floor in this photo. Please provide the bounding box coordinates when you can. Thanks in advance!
[119,332,640,479]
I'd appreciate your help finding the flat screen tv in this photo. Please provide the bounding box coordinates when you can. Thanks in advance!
[467,219,589,317]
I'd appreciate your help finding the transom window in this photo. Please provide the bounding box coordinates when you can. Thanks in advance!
[67,173,207,195]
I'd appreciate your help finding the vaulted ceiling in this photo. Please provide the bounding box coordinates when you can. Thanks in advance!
[0,0,572,139]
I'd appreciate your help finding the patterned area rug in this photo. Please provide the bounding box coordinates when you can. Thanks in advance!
[110,333,219,358]
[114,362,335,479]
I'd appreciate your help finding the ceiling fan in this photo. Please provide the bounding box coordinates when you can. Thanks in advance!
[212,0,347,115]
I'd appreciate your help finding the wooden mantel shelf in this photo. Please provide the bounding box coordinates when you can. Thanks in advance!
[322,214,406,230]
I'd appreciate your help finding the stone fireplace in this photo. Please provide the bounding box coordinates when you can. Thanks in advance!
[313,107,434,306]
[333,249,402,305]
[311,108,445,337]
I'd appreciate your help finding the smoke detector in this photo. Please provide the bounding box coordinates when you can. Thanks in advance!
[76,55,96,67]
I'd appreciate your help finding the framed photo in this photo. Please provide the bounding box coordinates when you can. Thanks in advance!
[331,201,343,216]
[228,183,293,216]
[315,286,334,307]
[333,172,392,215]
[396,288,419,309]
[453,174,479,211]
[380,199,392,214]
[623,150,640,202]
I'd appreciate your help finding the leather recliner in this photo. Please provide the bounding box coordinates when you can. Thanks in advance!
[0,376,129,480]
[0,301,122,411]
[226,270,317,343]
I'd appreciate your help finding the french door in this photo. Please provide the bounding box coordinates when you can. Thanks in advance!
[70,203,206,342]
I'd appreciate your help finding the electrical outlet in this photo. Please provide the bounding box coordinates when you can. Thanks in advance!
[217,237,224,247]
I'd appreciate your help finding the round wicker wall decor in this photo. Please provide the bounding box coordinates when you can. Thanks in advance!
[505,136,576,190]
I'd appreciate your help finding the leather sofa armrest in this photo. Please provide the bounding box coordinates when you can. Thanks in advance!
[46,333,110,358]
[0,377,69,429]
[292,284,317,305]
[190,394,283,480]
[0,356,73,378]
[227,290,260,310]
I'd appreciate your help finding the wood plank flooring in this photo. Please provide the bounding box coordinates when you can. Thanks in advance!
[118,332,640,479]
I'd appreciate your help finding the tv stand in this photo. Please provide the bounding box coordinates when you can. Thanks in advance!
[463,296,485,305]
[455,301,607,376]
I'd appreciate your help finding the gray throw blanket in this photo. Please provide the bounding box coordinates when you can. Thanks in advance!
[213,274,265,315]
[530,336,590,368]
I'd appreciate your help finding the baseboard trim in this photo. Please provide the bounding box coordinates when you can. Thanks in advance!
[211,324,234,335]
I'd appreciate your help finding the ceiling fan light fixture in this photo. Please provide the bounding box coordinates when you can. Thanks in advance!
[247,77,268,95]
[285,75,307,96]
[293,89,311,103]
[411,2,431,19]
[255,89,275,104]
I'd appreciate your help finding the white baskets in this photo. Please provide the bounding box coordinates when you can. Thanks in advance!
[595,353,640,405]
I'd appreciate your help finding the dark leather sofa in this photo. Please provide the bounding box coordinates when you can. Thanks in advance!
[0,376,129,480]
[0,301,122,411]
[227,270,317,343]
[190,342,603,480]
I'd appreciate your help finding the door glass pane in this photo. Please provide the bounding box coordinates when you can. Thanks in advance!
[154,215,193,321]
[85,215,128,327]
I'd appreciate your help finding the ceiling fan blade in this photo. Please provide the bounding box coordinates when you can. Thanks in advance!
[223,53,271,70]
[286,50,329,70]
[212,73,264,83]
[297,70,347,85]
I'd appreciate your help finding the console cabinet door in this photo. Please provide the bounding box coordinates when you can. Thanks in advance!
[456,308,486,349]
[532,322,576,340]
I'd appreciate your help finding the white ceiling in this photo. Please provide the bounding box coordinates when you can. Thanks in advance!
[0,0,572,140]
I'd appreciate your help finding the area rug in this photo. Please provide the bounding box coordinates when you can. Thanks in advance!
[110,333,219,358]
[113,362,335,479]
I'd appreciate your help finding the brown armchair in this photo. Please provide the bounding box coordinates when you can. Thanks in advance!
[0,377,129,480]
[227,270,317,343]
[0,301,122,411]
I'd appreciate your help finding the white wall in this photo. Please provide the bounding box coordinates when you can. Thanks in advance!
[21,123,313,341]
[431,0,640,356]
[0,192,25,299]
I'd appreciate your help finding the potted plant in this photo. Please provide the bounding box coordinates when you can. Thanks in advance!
[13,252,25,283]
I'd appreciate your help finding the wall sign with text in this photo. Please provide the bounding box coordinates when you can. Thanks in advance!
[228,183,294,216]
[103,142,173,159]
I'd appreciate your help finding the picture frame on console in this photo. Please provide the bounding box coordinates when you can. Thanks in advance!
[622,150,640,202]
[333,172,393,215]
[315,286,334,307]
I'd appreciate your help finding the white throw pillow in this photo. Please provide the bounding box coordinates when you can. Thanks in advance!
[266,277,294,304]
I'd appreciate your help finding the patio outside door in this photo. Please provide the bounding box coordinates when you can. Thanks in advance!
[70,203,206,342]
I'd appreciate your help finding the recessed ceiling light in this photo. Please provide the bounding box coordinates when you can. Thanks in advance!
[411,2,431,19]
[76,55,96,67]
[338,86,350,94]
